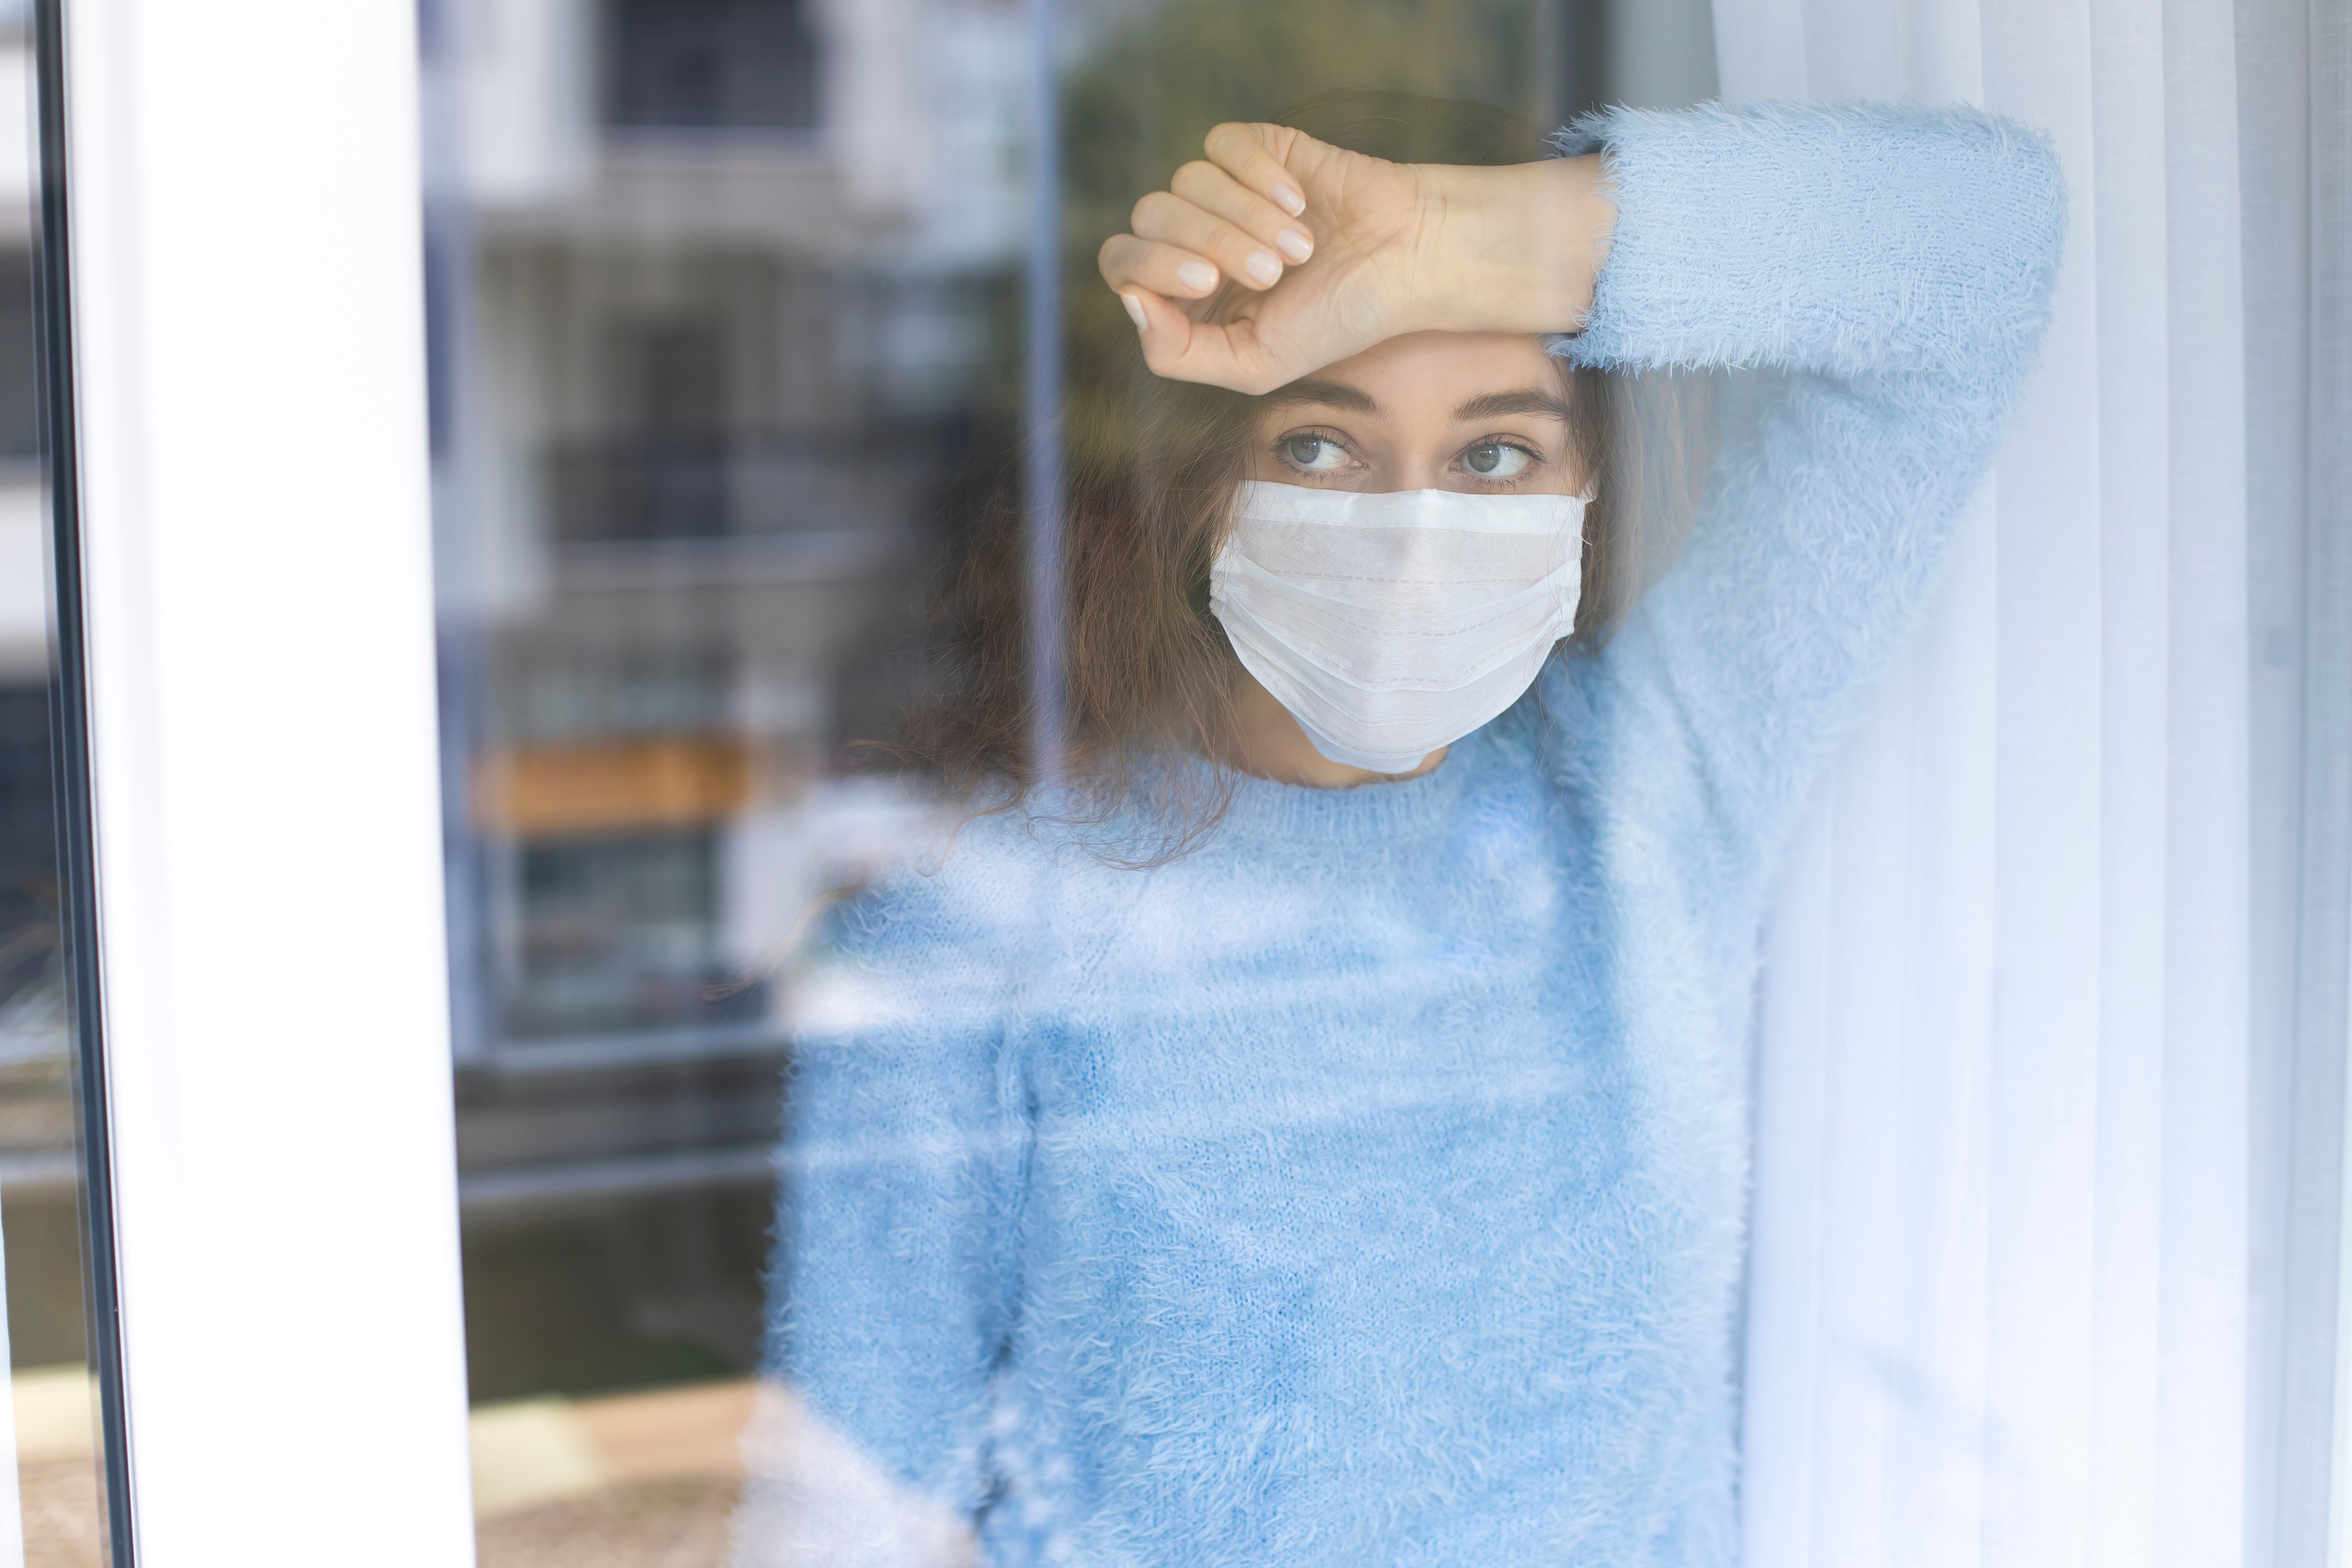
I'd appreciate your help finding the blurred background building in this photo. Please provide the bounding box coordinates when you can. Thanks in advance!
[422,0,1037,1409]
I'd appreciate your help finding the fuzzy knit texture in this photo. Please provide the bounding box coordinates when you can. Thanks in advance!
[756,101,2066,1567]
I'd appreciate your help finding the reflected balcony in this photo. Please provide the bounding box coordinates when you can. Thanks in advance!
[543,431,919,589]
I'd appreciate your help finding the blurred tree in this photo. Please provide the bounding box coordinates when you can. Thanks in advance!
[1056,0,1549,463]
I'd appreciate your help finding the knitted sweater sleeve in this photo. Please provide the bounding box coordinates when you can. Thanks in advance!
[765,876,1025,1532]
[1558,101,2065,860]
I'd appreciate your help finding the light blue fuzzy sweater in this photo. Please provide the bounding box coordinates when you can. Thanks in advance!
[762,103,2065,1566]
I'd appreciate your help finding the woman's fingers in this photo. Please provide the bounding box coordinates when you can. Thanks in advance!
[1168,160,1313,264]
[1130,189,1289,292]
[1120,290,1281,395]
[1097,233,1226,301]
[1094,124,1320,312]
[1099,121,1380,391]
[1201,121,1311,216]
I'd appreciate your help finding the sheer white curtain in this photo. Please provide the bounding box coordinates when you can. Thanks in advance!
[1717,0,2348,1563]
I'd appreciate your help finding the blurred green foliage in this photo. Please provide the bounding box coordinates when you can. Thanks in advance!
[1054,0,1550,463]
[1063,0,1543,213]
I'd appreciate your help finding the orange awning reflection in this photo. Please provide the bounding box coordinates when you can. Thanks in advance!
[473,736,756,837]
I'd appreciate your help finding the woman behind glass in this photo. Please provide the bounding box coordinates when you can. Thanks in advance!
[738,91,2066,1567]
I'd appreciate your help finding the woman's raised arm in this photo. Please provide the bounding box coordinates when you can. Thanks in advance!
[1098,120,1617,395]
[1558,103,2066,862]
[1105,101,2064,864]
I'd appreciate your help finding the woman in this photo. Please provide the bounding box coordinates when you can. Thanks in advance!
[748,96,2065,1566]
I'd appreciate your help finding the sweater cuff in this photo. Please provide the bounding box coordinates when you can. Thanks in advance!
[1544,100,2066,377]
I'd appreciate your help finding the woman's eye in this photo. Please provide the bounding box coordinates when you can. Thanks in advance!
[1280,435,1350,472]
[1462,442,1534,479]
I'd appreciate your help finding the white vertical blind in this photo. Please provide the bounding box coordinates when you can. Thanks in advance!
[1718,0,2276,1561]
[59,0,477,1560]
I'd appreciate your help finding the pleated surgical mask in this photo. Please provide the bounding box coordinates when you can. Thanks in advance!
[1209,479,1589,774]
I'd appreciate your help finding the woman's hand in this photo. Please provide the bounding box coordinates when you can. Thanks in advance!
[1097,122,1615,395]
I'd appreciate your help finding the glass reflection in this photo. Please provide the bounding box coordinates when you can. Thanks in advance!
[426,0,1713,1558]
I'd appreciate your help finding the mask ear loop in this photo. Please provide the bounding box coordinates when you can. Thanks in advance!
[1567,483,1598,623]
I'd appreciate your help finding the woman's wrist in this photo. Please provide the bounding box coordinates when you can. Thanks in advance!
[1404,154,1615,337]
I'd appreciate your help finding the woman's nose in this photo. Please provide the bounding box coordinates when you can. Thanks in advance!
[1375,453,1443,492]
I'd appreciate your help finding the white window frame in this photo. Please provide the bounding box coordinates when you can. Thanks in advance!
[50,0,478,1560]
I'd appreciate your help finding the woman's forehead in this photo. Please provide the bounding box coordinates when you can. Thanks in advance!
[1266,331,1564,423]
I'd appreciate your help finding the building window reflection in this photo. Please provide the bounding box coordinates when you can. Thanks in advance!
[429,5,1025,1546]
[604,0,823,134]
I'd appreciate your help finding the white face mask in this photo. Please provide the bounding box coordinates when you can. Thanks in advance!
[1209,480,1589,774]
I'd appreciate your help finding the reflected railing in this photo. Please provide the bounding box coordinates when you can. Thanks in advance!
[546,433,927,548]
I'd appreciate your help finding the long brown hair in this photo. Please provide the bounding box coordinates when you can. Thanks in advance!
[897,90,1702,862]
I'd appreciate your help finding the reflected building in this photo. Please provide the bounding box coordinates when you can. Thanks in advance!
[425,0,1028,1401]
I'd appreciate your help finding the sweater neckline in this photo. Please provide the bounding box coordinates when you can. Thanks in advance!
[1204,724,1484,847]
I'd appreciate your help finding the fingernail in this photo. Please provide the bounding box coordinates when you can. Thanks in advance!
[1245,250,1281,285]
[1272,183,1305,216]
[1275,228,1312,262]
[1177,261,1218,293]
[1120,292,1147,332]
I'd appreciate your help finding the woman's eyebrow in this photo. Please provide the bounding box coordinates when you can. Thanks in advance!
[1268,379,1382,414]
[1453,388,1576,422]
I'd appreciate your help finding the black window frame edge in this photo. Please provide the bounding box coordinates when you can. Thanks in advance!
[31,0,135,1561]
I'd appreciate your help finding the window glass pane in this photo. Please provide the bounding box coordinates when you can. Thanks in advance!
[604,0,822,133]
[418,0,2352,1556]
[0,11,114,1564]
[0,0,2307,1545]
[428,3,1712,1561]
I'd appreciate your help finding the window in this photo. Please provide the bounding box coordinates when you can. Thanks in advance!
[604,0,822,134]
[21,0,2347,1560]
